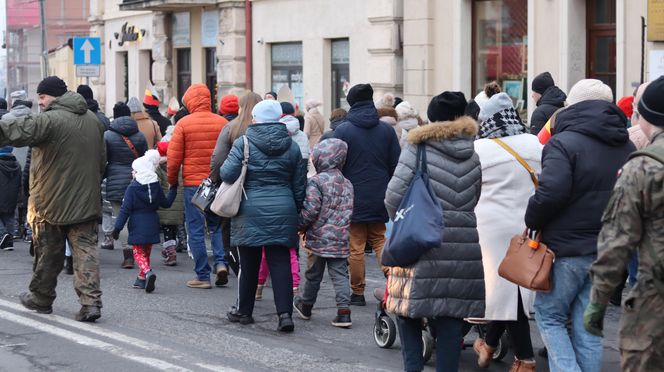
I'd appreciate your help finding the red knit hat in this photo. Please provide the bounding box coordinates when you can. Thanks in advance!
[157,141,169,157]
[219,95,239,115]
[616,96,634,119]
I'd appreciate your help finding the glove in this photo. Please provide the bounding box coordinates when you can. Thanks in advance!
[583,302,607,337]
[112,228,120,241]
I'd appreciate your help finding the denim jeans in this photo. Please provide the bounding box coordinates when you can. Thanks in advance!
[396,316,464,372]
[627,252,639,288]
[183,187,226,281]
[534,255,602,372]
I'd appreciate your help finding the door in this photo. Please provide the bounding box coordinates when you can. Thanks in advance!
[587,0,616,95]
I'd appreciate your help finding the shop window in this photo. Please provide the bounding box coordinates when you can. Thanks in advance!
[473,0,528,113]
[176,48,191,104]
[271,42,303,110]
[205,48,218,112]
[331,39,350,110]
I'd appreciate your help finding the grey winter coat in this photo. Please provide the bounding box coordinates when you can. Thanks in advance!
[384,116,485,319]
[104,117,148,202]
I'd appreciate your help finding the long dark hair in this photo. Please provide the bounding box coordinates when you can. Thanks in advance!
[229,92,262,142]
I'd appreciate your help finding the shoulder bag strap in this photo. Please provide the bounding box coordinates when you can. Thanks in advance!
[242,135,250,163]
[121,135,140,159]
[491,138,539,188]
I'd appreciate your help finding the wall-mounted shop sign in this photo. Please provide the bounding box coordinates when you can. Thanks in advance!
[649,0,664,41]
[201,10,219,48]
[173,12,191,47]
[114,22,146,47]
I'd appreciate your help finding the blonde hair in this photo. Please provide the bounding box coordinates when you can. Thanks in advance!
[230,91,262,142]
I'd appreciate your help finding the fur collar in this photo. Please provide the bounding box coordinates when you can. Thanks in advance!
[407,116,479,144]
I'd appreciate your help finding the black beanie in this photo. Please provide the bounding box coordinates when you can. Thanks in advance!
[464,99,481,121]
[0,98,6,110]
[113,102,131,119]
[174,106,189,124]
[76,85,94,100]
[266,91,277,100]
[37,76,68,97]
[638,75,664,127]
[346,84,374,107]
[532,72,555,95]
[393,96,403,108]
[427,91,467,122]
[280,102,295,115]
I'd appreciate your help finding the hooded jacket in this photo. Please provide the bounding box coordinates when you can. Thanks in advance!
[2,105,33,121]
[0,153,21,214]
[525,100,636,257]
[384,117,485,319]
[282,115,310,160]
[220,122,306,248]
[304,103,325,150]
[85,99,111,131]
[104,117,148,202]
[530,86,566,135]
[167,84,227,186]
[299,139,354,258]
[333,100,401,224]
[132,111,162,149]
[0,92,105,225]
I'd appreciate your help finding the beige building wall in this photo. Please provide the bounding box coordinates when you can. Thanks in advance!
[48,47,87,91]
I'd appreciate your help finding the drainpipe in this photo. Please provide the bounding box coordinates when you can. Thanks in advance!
[245,0,253,90]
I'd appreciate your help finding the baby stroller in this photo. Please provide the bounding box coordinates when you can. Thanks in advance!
[372,288,510,364]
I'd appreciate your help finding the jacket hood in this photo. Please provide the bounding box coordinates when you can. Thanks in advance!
[312,138,347,172]
[8,105,32,118]
[538,86,567,108]
[280,115,301,135]
[246,122,293,156]
[110,116,140,136]
[399,118,419,131]
[330,117,345,131]
[45,91,88,115]
[86,98,100,113]
[345,101,380,129]
[182,84,212,114]
[554,100,629,147]
[407,116,478,160]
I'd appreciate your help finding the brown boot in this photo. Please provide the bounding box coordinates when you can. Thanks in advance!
[473,338,496,368]
[509,358,536,372]
[122,249,134,269]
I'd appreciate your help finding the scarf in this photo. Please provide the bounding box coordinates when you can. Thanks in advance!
[478,107,527,139]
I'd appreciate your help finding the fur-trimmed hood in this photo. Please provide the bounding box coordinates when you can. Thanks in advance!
[407,116,479,160]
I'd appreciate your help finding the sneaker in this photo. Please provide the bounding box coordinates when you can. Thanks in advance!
[145,270,157,293]
[0,233,14,251]
[76,305,101,322]
[101,235,114,250]
[227,308,254,325]
[277,313,294,333]
[255,284,264,300]
[19,292,52,314]
[350,294,366,306]
[473,338,496,368]
[215,266,229,287]
[294,301,312,320]
[186,279,212,289]
[133,278,146,289]
[332,308,352,328]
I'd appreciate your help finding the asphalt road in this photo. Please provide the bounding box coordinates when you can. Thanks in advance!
[0,239,622,371]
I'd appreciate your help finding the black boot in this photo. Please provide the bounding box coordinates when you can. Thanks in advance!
[0,233,14,251]
[64,256,73,275]
[76,305,101,322]
[277,313,294,333]
[122,249,134,269]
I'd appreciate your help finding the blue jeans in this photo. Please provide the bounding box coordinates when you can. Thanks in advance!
[534,255,602,372]
[396,316,464,372]
[627,252,638,288]
[184,187,226,281]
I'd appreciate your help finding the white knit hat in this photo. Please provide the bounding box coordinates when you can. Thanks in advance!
[566,79,613,106]
[395,101,419,121]
[478,93,514,123]
[252,100,283,123]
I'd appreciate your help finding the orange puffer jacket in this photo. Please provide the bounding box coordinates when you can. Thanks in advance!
[167,84,228,186]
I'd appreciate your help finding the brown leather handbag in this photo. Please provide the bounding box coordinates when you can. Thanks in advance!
[498,230,555,292]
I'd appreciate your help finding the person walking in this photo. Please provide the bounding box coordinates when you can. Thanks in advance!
[628,83,651,150]
[525,79,635,372]
[529,72,567,135]
[221,99,306,332]
[319,108,347,142]
[584,76,664,371]
[294,138,354,328]
[0,146,21,251]
[395,101,421,147]
[76,85,111,131]
[105,104,148,267]
[128,97,162,149]
[143,84,171,135]
[156,141,184,266]
[333,83,401,306]
[472,93,541,371]
[304,100,325,151]
[0,76,105,321]
[219,94,239,122]
[113,150,177,293]
[385,92,485,372]
[167,84,229,289]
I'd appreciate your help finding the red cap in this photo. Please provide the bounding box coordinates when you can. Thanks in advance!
[157,141,169,157]
[617,96,634,119]
[219,95,239,115]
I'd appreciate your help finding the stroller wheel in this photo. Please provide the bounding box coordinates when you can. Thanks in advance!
[374,315,397,348]
[492,333,510,361]
[422,331,434,363]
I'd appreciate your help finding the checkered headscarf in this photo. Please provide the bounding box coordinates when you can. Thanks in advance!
[478,107,527,139]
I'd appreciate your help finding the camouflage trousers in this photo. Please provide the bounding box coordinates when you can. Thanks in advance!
[29,219,102,308]
[621,341,664,372]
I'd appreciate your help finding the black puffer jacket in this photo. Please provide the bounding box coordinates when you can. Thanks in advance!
[104,117,147,202]
[525,100,635,257]
[530,86,566,135]
[0,154,21,213]
[86,99,111,131]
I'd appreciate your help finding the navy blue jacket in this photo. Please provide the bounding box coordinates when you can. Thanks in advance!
[0,154,21,214]
[104,117,148,202]
[220,122,306,248]
[115,181,177,245]
[333,100,401,223]
[525,100,635,257]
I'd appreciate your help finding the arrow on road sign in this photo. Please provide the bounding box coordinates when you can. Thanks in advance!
[80,39,95,64]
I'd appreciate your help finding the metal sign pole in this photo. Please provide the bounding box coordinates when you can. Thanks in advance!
[39,0,49,78]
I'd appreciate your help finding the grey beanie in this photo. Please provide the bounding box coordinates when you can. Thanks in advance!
[127,97,142,113]
[478,93,514,123]
[10,90,28,102]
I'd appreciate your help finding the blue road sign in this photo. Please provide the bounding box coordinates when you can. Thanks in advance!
[73,37,101,65]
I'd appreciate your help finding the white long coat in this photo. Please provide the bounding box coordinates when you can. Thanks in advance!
[474,133,543,320]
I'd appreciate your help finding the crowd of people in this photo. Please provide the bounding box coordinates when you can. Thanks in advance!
[0,72,662,372]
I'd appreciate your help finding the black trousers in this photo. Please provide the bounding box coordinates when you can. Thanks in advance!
[162,225,177,241]
[485,291,534,360]
[238,245,293,316]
